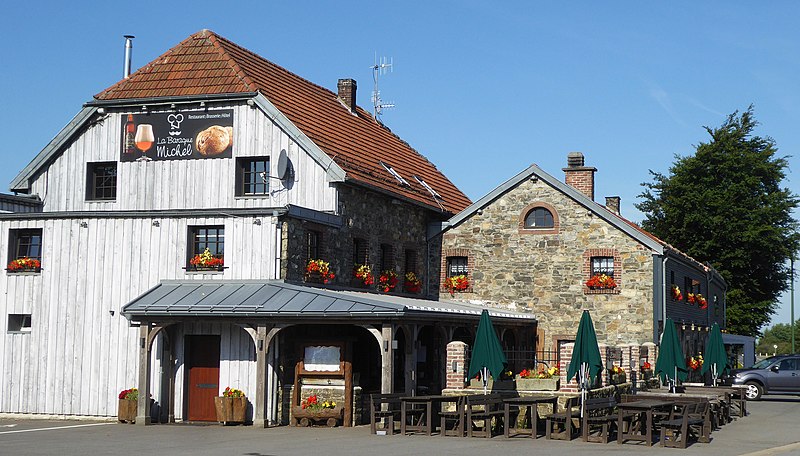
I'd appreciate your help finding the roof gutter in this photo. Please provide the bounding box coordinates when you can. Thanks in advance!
[85,92,259,108]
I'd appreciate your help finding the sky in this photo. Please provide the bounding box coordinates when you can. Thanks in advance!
[2,1,799,329]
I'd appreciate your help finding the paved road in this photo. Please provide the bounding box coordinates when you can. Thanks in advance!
[1,396,799,456]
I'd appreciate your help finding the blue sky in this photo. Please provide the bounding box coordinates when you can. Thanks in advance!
[2,1,799,328]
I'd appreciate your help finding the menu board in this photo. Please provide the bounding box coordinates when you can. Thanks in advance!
[120,109,234,162]
[304,346,341,372]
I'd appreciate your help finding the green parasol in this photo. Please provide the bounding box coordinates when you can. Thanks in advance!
[655,318,688,389]
[701,323,728,385]
[566,311,603,389]
[468,309,508,393]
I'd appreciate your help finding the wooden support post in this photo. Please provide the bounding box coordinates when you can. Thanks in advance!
[136,324,152,425]
[381,324,394,394]
[253,324,269,428]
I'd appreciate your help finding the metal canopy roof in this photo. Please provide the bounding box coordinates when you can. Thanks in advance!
[122,280,536,322]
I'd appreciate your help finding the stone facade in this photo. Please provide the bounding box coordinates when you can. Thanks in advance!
[283,183,444,298]
[439,176,655,350]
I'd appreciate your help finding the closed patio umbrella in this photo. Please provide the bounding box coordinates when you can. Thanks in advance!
[701,323,728,386]
[566,310,603,416]
[655,318,688,391]
[467,309,508,394]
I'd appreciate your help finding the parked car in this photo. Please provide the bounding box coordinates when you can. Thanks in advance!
[726,354,800,400]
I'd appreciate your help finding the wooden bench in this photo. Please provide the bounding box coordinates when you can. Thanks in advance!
[439,395,467,437]
[546,396,580,441]
[465,394,506,438]
[369,393,403,435]
[659,401,711,448]
[581,396,618,443]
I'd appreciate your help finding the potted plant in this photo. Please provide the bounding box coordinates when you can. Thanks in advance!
[671,285,683,301]
[377,270,398,293]
[688,355,703,371]
[469,369,516,390]
[515,366,560,391]
[214,387,248,425]
[292,394,343,427]
[189,248,224,271]
[687,292,696,304]
[404,271,421,294]
[353,264,374,287]
[585,274,617,290]
[640,361,653,380]
[608,365,626,384]
[118,387,138,423]
[443,275,470,296]
[696,294,708,309]
[305,259,335,284]
[6,257,41,273]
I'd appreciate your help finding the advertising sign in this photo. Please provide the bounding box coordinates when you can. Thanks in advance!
[120,109,234,162]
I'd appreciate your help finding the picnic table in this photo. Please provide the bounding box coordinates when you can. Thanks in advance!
[616,399,674,446]
[400,394,464,436]
[502,395,559,439]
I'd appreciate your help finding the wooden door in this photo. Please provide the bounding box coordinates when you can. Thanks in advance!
[186,335,220,421]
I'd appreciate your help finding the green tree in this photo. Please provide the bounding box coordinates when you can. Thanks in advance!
[637,107,798,336]
[756,322,800,355]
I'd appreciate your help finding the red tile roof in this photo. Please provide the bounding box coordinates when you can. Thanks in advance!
[95,30,471,214]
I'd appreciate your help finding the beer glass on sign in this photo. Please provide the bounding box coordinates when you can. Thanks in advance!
[135,124,154,161]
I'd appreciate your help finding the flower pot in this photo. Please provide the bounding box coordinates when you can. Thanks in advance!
[291,405,344,427]
[118,399,137,423]
[609,373,627,385]
[214,396,247,425]
[515,377,560,391]
[305,271,324,284]
[640,370,653,380]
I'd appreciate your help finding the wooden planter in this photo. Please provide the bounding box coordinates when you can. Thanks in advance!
[118,399,136,423]
[515,377,560,391]
[214,396,247,425]
[292,405,344,427]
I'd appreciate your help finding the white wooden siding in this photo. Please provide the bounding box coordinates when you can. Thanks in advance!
[0,215,277,416]
[29,103,337,213]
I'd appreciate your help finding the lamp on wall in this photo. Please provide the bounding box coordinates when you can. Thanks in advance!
[152,220,160,227]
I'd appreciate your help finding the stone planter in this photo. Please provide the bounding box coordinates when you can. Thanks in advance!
[609,373,627,385]
[118,399,136,423]
[214,396,247,425]
[468,379,516,390]
[640,369,653,380]
[515,376,560,391]
[291,405,344,427]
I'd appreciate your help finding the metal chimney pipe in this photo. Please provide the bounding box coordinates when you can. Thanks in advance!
[123,35,135,79]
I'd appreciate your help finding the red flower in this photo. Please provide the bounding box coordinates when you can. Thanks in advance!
[585,274,617,289]
[443,275,470,295]
[378,270,399,293]
[7,257,41,272]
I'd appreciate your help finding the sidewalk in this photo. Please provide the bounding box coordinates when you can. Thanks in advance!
[1,396,799,456]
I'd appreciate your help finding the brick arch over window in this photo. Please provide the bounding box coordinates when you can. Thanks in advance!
[518,202,560,235]
[583,248,621,295]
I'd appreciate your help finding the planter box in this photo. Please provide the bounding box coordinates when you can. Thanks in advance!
[214,396,247,425]
[291,405,344,427]
[118,399,136,423]
[515,377,560,391]
[609,373,627,385]
[468,379,516,390]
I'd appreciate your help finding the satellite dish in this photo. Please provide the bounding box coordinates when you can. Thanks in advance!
[277,149,289,180]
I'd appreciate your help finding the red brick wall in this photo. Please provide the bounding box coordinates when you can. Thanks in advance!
[445,341,468,389]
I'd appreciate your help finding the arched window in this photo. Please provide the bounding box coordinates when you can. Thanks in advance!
[524,207,554,229]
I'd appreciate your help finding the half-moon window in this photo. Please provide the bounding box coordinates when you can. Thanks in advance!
[524,207,554,228]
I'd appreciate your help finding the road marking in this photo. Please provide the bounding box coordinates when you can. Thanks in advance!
[0,422,114,435]
[741,442,800,456]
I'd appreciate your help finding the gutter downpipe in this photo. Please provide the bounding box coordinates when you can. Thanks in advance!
[661,255,669,342]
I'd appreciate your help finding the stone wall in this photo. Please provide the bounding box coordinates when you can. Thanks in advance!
[282,183,446,298]
[440,177,656,349]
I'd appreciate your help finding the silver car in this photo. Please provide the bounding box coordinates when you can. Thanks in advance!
[729,354,800,400]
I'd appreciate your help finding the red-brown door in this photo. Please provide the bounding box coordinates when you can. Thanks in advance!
[186,335,220,421]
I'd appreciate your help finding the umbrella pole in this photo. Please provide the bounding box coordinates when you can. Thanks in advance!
[483,367,488,395]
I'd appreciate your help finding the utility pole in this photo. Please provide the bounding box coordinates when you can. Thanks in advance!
[792,256,796,353]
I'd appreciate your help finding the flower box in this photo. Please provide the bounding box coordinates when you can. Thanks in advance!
[214,396,247,425]
[609,373,627,385]
[515,376,560,391]
[118,399,137,423]
[468,379,516,390]
[291,405,343,427]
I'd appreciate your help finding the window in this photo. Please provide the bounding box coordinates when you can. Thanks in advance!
[188,226,224,267]
[404,249,417,275]
[8,314,31,333]
[524,207,554,229]
[236,157,269,196]
[590,256,614,277]
[8,228,43,268]
[353,238,368,266]
[86,162,117,200]
[447,256,468,277]
[778,358,797,371]
[380,244,394,272]
[307,231,320,261]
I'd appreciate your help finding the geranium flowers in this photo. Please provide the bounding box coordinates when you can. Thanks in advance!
[6,257,41,272]
[305,259,335,284]
[190,248,224,270]
[585,274,617,289]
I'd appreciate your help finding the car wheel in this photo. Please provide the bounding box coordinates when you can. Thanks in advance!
[744,382,763,400]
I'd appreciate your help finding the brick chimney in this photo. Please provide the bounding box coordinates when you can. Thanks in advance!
[605,196,621,215]
[563,152,597,200]
[337,78,357,113]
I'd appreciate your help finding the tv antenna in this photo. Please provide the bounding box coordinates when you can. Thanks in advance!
[371,55,395,120]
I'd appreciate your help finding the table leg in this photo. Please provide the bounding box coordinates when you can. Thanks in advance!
[504,405,511,438]
[426,402,433,436]
[401,403,407,435]
[645,410,652,447]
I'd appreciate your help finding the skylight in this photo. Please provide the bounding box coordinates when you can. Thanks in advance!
[380,161,410,186]
[413,175,442,199]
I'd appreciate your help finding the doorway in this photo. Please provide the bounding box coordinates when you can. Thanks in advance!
[186,335,220,421]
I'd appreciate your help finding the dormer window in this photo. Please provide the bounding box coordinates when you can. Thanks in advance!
[380,161,410,186]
